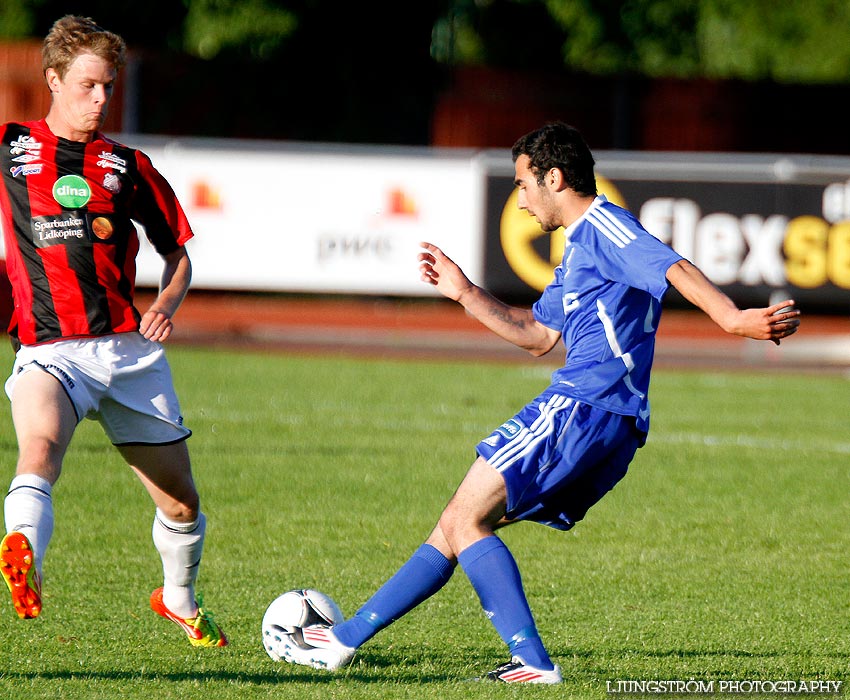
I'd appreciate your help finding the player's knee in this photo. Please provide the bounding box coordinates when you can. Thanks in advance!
[436,508,482,557]
[17,440,63,483]
[158,482,200,522]
[160,499,199,524]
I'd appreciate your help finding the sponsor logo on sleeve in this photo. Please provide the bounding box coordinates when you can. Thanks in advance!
[496,419,523,438]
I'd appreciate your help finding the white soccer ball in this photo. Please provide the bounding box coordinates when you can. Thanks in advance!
[262,589,345,661]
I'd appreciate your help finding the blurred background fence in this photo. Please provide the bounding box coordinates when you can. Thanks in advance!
[2,0,849,321]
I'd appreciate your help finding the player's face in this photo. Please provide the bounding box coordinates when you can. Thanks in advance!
[46,52,117,142]
[514,154,560,232]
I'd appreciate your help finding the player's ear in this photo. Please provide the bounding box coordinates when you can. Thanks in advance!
[45,68,61,94]
[548,167,567,192]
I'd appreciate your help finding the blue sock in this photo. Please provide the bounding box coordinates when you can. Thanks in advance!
[333,544,454,649]
[458,535,554,670]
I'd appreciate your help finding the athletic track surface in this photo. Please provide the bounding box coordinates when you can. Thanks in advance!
[139,291,850,373]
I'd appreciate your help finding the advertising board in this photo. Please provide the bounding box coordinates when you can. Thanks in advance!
[130,138,483,296]
[480,150,850,311]
[5,134,849,312]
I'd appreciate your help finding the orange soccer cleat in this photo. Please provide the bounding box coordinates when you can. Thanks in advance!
[1,531,42,619]
[150,586,228,647]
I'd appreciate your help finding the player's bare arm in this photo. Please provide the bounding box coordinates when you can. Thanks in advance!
[140,247,192,342]
[419,242,560,356]
[666,259,800,345]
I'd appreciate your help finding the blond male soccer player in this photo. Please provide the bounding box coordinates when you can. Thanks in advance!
[279,122,799,682]
[0,15,226,647]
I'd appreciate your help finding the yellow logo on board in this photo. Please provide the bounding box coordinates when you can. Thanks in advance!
[499,176,626,292]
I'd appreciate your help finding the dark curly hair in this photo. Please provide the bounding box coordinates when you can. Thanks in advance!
[511,122,597,197]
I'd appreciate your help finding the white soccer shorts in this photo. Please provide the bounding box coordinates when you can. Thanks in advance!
[5,332,191,445]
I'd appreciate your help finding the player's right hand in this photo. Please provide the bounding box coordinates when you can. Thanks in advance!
[417,241,473,302]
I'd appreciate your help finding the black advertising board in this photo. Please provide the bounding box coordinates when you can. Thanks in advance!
[480,151,850,313]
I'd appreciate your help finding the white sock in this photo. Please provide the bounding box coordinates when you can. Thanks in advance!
[152,509,205,619]
[4,474,53,578]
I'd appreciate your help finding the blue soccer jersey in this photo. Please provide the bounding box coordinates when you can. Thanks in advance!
[532,195,683,433]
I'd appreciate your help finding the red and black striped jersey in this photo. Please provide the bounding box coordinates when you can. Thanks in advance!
[0,119,193,346]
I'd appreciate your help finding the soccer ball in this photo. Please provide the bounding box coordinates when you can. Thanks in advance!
[262,589,345,661]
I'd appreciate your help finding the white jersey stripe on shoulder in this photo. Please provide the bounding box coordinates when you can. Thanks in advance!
[588,212,627,248]
[588,207,636,248]
[595,206,637,242]
[588,211,630,247]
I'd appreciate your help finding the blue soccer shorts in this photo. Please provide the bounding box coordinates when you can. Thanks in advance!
[475,387,643,531]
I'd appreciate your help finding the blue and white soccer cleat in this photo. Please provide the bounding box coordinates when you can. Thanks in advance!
[280,624,356,671]
[484,656,563,684]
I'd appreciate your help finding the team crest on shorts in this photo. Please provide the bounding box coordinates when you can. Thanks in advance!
[495,419,523,439]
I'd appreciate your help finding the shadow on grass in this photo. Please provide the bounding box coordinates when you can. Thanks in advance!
[0,653,459,685]
[553,644,850,668]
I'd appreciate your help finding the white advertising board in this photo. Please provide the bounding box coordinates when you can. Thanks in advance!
[130,139,485,295]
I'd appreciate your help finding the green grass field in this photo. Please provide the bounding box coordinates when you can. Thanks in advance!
[0,343,846,699]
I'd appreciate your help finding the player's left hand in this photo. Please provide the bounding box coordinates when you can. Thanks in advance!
[739,299,801,345]
[140,309,174,342]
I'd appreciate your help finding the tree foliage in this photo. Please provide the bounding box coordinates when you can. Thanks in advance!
[697,0,850,82]
[3,0,849,84]
[182,0,297,60]
[0,0,38,39]
[434,0,850,84]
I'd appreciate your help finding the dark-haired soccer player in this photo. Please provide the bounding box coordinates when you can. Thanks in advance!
[279,122,800,682]
[0,15,226,647]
